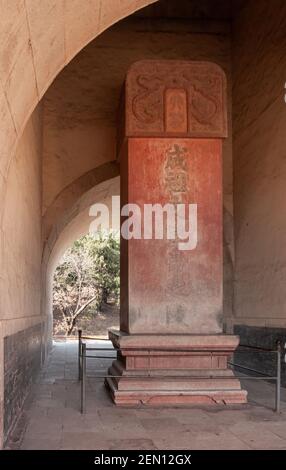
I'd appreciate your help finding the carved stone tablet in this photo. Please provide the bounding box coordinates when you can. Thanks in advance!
[124,60,227,139]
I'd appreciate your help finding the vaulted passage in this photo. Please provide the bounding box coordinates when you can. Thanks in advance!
[1,0,286,450]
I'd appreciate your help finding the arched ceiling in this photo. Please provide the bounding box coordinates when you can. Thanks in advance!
[0,0,157,179]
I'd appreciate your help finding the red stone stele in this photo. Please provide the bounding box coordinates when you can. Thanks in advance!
[105,60,247,406]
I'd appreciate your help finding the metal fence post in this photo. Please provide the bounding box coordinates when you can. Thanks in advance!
[78,329,82,381]
[275,341,281,413]
[81,343,86,414]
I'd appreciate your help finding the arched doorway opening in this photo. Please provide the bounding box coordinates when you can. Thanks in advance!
[43,177,119,348]
[52,233,120,339]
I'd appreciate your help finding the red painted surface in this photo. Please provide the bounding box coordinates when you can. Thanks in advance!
[120,137,222,334]
[106,331,247,406]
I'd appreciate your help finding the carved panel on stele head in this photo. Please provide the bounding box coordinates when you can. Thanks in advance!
[124,60,227,139]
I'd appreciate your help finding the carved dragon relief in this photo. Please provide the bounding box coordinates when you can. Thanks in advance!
[184,72,222,131]
[126,61,227,138]
[132,75,164,125]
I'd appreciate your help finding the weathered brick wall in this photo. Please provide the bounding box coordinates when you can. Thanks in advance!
[4,325,42,439]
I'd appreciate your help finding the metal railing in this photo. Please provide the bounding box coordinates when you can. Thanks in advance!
[77,330,284,415]
[229,342,283,413]
[77,330,116,382]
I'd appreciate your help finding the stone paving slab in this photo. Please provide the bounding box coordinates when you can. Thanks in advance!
[5,340,286,450]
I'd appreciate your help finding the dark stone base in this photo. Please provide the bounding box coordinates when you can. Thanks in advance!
[233,325,286,386]
[4,323,43,440]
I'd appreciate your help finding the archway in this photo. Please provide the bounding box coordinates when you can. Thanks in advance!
[0,1,156,445]
[0,0,157,180]
[0,0,235,444]
[44,176,120,350]
[3,0,285,450]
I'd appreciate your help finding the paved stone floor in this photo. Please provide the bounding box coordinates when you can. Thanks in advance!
[6,340,286,450]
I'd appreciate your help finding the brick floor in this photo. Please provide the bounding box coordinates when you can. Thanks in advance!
[5,339,286,450]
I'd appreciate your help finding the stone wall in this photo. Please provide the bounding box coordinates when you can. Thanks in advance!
[4,324,42,438]
[232,0,286,333]
[234,325,286,386]
[0,106,44,446]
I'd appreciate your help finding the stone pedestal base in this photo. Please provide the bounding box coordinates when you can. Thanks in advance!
[105,331,247,406]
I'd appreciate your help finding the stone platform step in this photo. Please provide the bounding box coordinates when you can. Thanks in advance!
[105,377,248,406]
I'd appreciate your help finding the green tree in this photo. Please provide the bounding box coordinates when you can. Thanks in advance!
[90,233,120,309]
[53,233,119,336]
